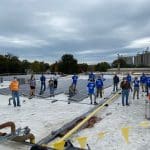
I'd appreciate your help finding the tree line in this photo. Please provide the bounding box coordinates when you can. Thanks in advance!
[0,53,137,75]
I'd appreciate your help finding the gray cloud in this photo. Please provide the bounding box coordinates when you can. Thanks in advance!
[0,0,150,64]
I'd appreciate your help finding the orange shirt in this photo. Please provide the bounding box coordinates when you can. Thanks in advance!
[9,80,19,91]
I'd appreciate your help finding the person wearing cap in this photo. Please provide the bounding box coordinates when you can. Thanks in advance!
[140,73,147,92]
[133,77,140,99]
[87,80,97,105]
[120,77,132,106]
[9,77,20,107]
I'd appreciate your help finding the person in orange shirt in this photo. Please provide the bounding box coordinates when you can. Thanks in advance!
[9,77,20,107]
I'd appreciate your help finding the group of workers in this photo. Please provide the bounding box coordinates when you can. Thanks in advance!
[119,73,150,106]
[9,73,58,107]
[9,72,150,107]
[68,72,105,105]
[28,73,58,98]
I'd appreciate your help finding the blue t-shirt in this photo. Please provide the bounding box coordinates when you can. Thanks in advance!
[133,80,140,87]
[96,79,103,88]
[126,75,132,83]
[89,73,95,80]
[72,75,78,84]
[87,82,95,94]
[140,75,147,83]
[146,77,150,87]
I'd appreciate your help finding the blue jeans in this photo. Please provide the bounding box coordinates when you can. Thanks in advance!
[113,83,118,91]
[49,87,54,96]
[40,82,46,92]
[122,90,129,105]
[12,91,20,107]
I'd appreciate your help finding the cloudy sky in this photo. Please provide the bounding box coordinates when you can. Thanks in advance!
[0,0,150,64]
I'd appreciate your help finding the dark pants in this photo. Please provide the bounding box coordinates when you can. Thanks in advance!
[122,90,129,106]
[133,87,139,99]
[49,87,54,97]
[113,83,118,91]
[89,93,96,104]
[96,88,103,98]
[146,85,150,96]
[72,83,77,92]
[12,91,20,107]
[54,80,58,88]
[40,82,46,92]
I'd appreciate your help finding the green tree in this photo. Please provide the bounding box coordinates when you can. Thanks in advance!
[5,54,21,73]
[21,60,31,73]
[50,61,59,73]
[95,62,110,72]
[58,54,78,74]
[78,63,88,73]
[31,61,41,73]
[112,58,127,68]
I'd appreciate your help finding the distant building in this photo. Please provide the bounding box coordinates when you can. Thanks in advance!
[120,56,133,65]
[134,50,150,67]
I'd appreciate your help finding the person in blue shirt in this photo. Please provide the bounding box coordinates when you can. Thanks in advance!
[72,74,78,92]
[96,76,105,98]
[87,80,97,105]
[146,76,150,96]
[88,72,95,82]
[40,73,46,94]
[133,77,140,99]
[140,73,147,92]
[126,73,132,85]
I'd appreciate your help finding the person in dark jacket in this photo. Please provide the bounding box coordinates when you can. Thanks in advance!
[113,74,119,92]
[40,73,46,94]
[120,77,132,106]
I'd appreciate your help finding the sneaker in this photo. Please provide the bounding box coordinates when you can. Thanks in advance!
[126,104,130,106]
[94,102,98,105]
